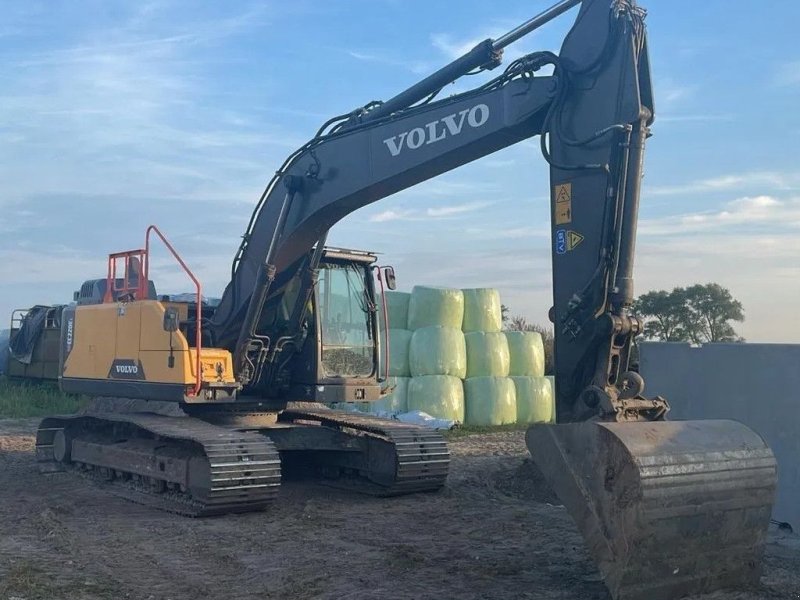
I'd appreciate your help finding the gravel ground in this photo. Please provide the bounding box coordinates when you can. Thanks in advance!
[1,419,798,600]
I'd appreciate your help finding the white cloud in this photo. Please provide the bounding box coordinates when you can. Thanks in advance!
[369,209,416,223]
[635,231,800,342]
[646,172,800,196]
[0,249,98,284]
[426,202,490,217]
[640,195,800,236]
[368,202,490,222]
[654,77,696,108]
[0,4,301,209]
[346,49,431,75]
[397,177,501,199]
[634,191,800,342]
[481,158,517,168]
[775,60,800,87]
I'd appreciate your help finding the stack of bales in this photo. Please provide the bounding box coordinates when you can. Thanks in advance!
[461,289,514,425]
[374,287,554,426]
[375,287,466,421]
[406,287,466,422]
[506,331,552,424]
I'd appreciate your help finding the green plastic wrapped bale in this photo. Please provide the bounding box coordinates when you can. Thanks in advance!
[465,331,510,377]
[409,326,467,378]
[407,286,464,330]
[372,377,409,414]
[462,288,502,333]
[545,375,556,423]
[378,291,410,330]
[407,375,464,422]
[505,331,545,377]
[511,376,554,424]
[385,329,412,377]
[464,376,517,426]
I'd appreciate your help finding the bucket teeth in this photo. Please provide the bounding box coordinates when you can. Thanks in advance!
[526,419,777,600]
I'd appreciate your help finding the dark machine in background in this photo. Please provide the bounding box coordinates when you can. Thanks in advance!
[14,2,776,599]
[6,306,65,381]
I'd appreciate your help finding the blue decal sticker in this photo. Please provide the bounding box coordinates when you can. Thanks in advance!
[555,229,567,255]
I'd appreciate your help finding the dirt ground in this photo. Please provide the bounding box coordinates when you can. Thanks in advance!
[1,419,799,600]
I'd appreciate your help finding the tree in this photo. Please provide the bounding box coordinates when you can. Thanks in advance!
[634,283,744,343]
[505,315,554,375]
[682,283,744,343]
[633,289,688,341]
[500,304,510,324]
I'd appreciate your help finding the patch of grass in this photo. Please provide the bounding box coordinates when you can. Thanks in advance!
[0,376,87,418]
[442,423,528,439]
[0,562,123,600]
[0,563,53,600]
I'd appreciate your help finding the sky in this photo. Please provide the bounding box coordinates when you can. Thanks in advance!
[0,0,798,342]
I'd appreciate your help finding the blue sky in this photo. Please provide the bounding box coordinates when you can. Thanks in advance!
[1,1,798,342]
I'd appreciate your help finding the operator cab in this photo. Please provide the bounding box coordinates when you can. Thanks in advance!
[251,246,394,404]
[317,248,380,380]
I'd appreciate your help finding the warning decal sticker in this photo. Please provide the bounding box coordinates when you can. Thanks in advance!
[555,229,584,255]
[554,183,572,225]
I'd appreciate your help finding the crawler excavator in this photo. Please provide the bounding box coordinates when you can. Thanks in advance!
[30,1,777,598]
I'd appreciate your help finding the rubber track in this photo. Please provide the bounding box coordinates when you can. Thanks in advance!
[280,407,450,495]
[36,412,281,517]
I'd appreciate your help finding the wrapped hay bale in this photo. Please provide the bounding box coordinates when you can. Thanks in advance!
[511,376,554,424]
[409,326,467,378]
[378,291,410,330]
[465,331,510,377]
[407,286,464,330]
[545,376,556,423]
[462,288,502,333]
[463,376,517,426]
[407,375,464,422]
[505,331,545,377]
[384,329,412,377]
[372,376,409,414]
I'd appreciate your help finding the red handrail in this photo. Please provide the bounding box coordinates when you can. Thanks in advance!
[144,225,203,397]
[104,249,147,303]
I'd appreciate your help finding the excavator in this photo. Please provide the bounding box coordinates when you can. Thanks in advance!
[25,1,777,598]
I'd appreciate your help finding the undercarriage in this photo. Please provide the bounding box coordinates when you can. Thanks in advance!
[35,399,450,516]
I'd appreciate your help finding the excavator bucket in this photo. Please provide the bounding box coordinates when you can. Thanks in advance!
[526,419,777,600]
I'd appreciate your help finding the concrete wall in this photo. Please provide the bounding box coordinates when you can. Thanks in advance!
[640,342,800,527]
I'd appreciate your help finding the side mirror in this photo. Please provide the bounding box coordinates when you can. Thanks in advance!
[383,266,397,291]
[163,307,180,333]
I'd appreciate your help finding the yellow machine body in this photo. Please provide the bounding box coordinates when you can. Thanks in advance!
[60,299,236,402]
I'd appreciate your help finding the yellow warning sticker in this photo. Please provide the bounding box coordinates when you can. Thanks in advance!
[555,229,584,255]
[554,182,572,225]
[567,230,584,251]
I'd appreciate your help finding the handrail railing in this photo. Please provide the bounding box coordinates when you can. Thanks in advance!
[144,225,203,397]
[10,308,27,332]
[104,249,147,303]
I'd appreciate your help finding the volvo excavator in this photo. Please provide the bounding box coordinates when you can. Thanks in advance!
[27,1,778,599]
